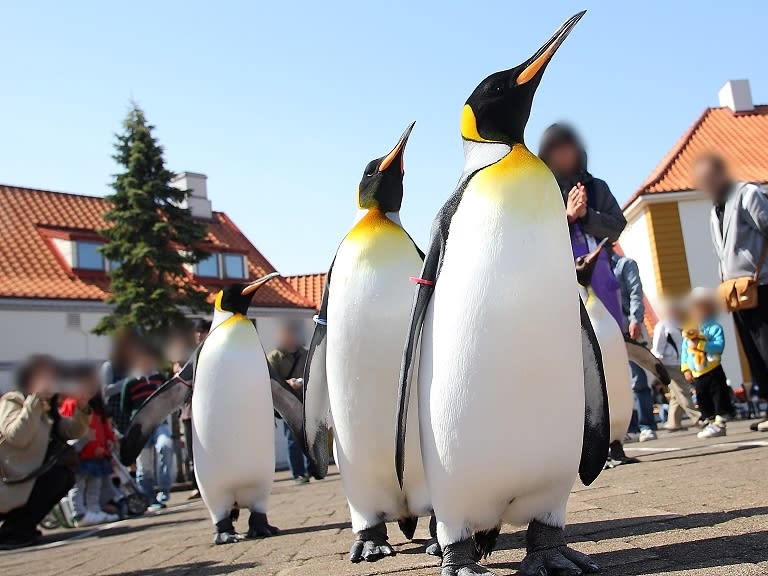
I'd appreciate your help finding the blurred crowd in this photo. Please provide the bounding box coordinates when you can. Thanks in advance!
[0,319,312,549]
[2,124,768,551]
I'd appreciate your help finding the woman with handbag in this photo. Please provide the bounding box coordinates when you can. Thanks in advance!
[696,154,768,432]
[0,355,92,549]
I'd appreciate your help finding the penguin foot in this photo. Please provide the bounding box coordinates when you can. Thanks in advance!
[213,531,243,545]
[426,538,442,557]
[349,524,394,563]
[441,539,495,576]
[214,518,243,545]
[246,511,279,539]
[608,441,639,465]
[520,520,600,576]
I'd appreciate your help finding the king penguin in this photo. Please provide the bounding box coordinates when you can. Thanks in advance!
[576,242,671,467]
[120,273,306,545]
[396,12,610,576]
[303,123,432,563]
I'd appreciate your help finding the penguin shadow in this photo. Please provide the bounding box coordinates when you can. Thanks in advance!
[105,561,256,576]
[485,506,768,574]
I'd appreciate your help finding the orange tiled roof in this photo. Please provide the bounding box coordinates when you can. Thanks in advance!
[627,105,768,207]
[0,184,315,309]
[285,273,326,311]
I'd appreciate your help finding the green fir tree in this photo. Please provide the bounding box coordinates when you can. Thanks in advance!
[95,104,209,336]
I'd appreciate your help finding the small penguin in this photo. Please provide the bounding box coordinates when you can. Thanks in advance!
[121,274,306,544]
[304,123,433,563]
[396,12,610,576]
[576,242,671,466]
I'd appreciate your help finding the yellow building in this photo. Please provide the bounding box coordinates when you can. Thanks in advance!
[620,80,768,385]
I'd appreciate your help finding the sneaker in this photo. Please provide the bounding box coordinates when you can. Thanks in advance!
[624,432,640,443]
[697,423,726,439]
[156,492,170,503]
[757,420,768,432]
[77,511,108,527]
[147,502,166,512]
[187,489,201,500]
[639,429,657,442]
[293,476,310,485]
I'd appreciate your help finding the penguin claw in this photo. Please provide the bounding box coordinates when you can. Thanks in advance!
[246,524,279,539]
[426,538,443,557]
[213,531,243,545]
[349,526,395,563]
[441,563,495,576]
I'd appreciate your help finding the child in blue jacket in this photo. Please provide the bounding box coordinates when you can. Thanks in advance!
[681,287,733,438]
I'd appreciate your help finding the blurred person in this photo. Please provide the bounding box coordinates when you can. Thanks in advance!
[652,300,702,430]
[60,366,118,526]
[101,328,139,435]
[267,321,309,484]
[539,123,626,327]
[611,249,657,442]
[0,356,92,549]
[122,340,172,509]
[681,287,732,439]
[696,154,768,432]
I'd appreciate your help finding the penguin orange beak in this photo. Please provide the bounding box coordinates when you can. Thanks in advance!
[241,272,280,296]
[378,121,415,174]
[515,10,586,86]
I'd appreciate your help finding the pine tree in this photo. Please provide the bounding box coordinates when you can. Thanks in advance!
[95,104,209,336]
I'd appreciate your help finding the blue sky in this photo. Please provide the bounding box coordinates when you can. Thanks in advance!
[3,1,767,274]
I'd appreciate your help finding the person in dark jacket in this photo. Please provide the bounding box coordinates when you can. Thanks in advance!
[539,123,627,328]
[267,321,309,484]
[695,154,768,432]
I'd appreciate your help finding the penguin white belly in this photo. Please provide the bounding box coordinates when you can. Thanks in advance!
[584,292,633,443]
[327,211,429,530]
[419,148,583,544]
[192,316,275,523]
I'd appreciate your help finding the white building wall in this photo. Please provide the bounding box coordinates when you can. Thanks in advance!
[618,210,661,310]
[0,300,315,469]
[678,199,745,385]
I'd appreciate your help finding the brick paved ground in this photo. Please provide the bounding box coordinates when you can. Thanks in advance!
[1,420,766,575]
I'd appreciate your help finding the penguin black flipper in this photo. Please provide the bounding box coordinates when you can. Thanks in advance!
[578,297,610,486]
[120,374,193,466]
[396,190,463,487]
[624,338,671,385]
[267,360,305,444]
[303,262,333,480]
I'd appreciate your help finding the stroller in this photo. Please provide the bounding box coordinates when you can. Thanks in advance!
[40,454,149,530]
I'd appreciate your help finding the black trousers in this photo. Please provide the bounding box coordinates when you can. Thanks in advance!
[694,365,733,421]
[1,465,74,538]
[734,285,768,399]
[182,418,197,488]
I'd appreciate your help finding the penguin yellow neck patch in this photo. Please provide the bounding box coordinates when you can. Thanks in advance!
[460,105,492,143]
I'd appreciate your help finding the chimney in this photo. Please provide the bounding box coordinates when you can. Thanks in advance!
[718,80,754,113]
[170,172,213,219]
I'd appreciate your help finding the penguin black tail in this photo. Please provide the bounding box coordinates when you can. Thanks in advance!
[472,526,501,560]
[398,516,418,540]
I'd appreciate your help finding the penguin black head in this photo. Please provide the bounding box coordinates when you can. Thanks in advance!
[215,273,280,316]
[462,11,585,145]
[575,238,608,287]
[357,122,415,213]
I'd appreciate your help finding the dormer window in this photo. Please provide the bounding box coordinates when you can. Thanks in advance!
[193,252,247,280]
[223,253,246,279]
[196,254,220,278]
[75,241,106,271]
